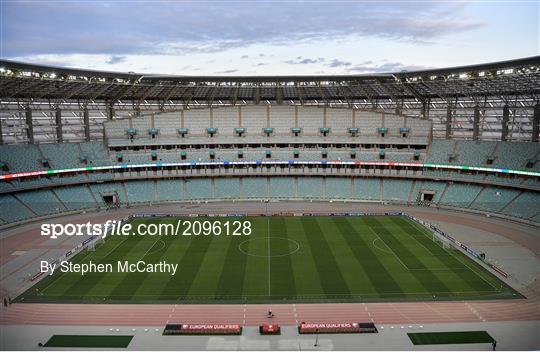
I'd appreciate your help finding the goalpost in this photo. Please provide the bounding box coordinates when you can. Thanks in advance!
[87,236,104,252]
[432,232,452,250]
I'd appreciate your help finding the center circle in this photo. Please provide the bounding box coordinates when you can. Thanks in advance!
[238,237,300,258]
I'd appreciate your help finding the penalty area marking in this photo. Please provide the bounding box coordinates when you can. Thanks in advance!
[146,239,166,256]
[238,237,301,258]
[372,238,394,254]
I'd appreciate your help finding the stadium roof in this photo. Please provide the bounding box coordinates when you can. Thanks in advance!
[1,55,538,83]
[0,56,538,144]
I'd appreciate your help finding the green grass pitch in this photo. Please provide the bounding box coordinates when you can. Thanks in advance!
[407,331,495,345]
[44,335,133,348]
[18,215,521,303]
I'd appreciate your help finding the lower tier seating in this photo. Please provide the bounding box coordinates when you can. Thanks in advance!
[0,177,538,224]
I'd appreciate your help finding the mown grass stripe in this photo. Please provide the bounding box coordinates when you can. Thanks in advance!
[214,224,251,300]
[284,217,325,298]
[106,220,178,300]
[300,217,350,297]
[267,217,297,299]
[392,217,496,292]
[16,216,520,304]
[365,217,453,295]
[333,217,404,298]
[159,227,215,299]
[52,227,147,299]
[405,217,505,292]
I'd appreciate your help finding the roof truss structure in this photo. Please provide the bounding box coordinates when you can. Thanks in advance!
[0,56,538,144]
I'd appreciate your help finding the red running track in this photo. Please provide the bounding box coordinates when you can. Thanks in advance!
[1,300,538,326]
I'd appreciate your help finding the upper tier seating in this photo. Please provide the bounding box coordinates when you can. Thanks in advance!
[426,140,456,164]
[0,144,43,172]
[454,141,497,167]
[104,107,431,143]
[492,142,540,170]
[39,143,83,169]
[80,142,110,165]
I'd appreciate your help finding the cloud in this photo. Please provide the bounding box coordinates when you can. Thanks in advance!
[106,56,126,64]
[327,59,352,68]
[347,61,434,73]
[284,57,353,68]
[1,2,485,57]
[213,69,239,74]
[284,57,325,65]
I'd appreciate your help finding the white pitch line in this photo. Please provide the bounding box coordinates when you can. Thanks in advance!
[138,236,162,262]
[267,216,271,296]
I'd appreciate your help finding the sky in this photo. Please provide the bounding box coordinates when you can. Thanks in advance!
[0,0,538,75]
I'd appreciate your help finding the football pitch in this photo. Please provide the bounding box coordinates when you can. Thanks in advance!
[18,215,521,303]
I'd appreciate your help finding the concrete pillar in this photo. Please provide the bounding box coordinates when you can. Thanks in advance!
[472,106,480,140]
[501,105,510,141]
[445,103,452,139]
[83,107,91,141]
[25,105,34,144]
[532,103,539,142]
[55,106,63,142]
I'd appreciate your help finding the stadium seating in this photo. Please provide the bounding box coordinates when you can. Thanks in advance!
[501,191,540,219]
[426,140,456,164]
[469,187,520,213]
[54,186,98,211]
[492,142,540,170]
[185,179,212,199]
[214,178,240,198]
[125,180,154,203]
[89,183,128,206]
[0,194,35,222]
[270,177,295,198]
[354,178,381,200]
[298,177,324,198]
[39,143,82,169]
[242,177,268,198]
[326,178,352,198]
[16,190,66,216]
[382,179,413,202]
[439,183,483,208]
[454,141,497,166]
[0,144,44,172]
[156,179,184,202]
[410,181,446,203]
[0,106,538,225]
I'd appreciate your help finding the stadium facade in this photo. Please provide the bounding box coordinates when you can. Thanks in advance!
[0,57,539,226]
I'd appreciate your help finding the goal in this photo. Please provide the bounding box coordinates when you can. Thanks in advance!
[432,233,452,250]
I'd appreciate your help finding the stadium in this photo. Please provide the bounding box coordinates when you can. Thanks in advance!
[0,55,539,350]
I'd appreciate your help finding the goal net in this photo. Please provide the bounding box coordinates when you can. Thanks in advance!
[432,233,452,250]
[87,236,104,252]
